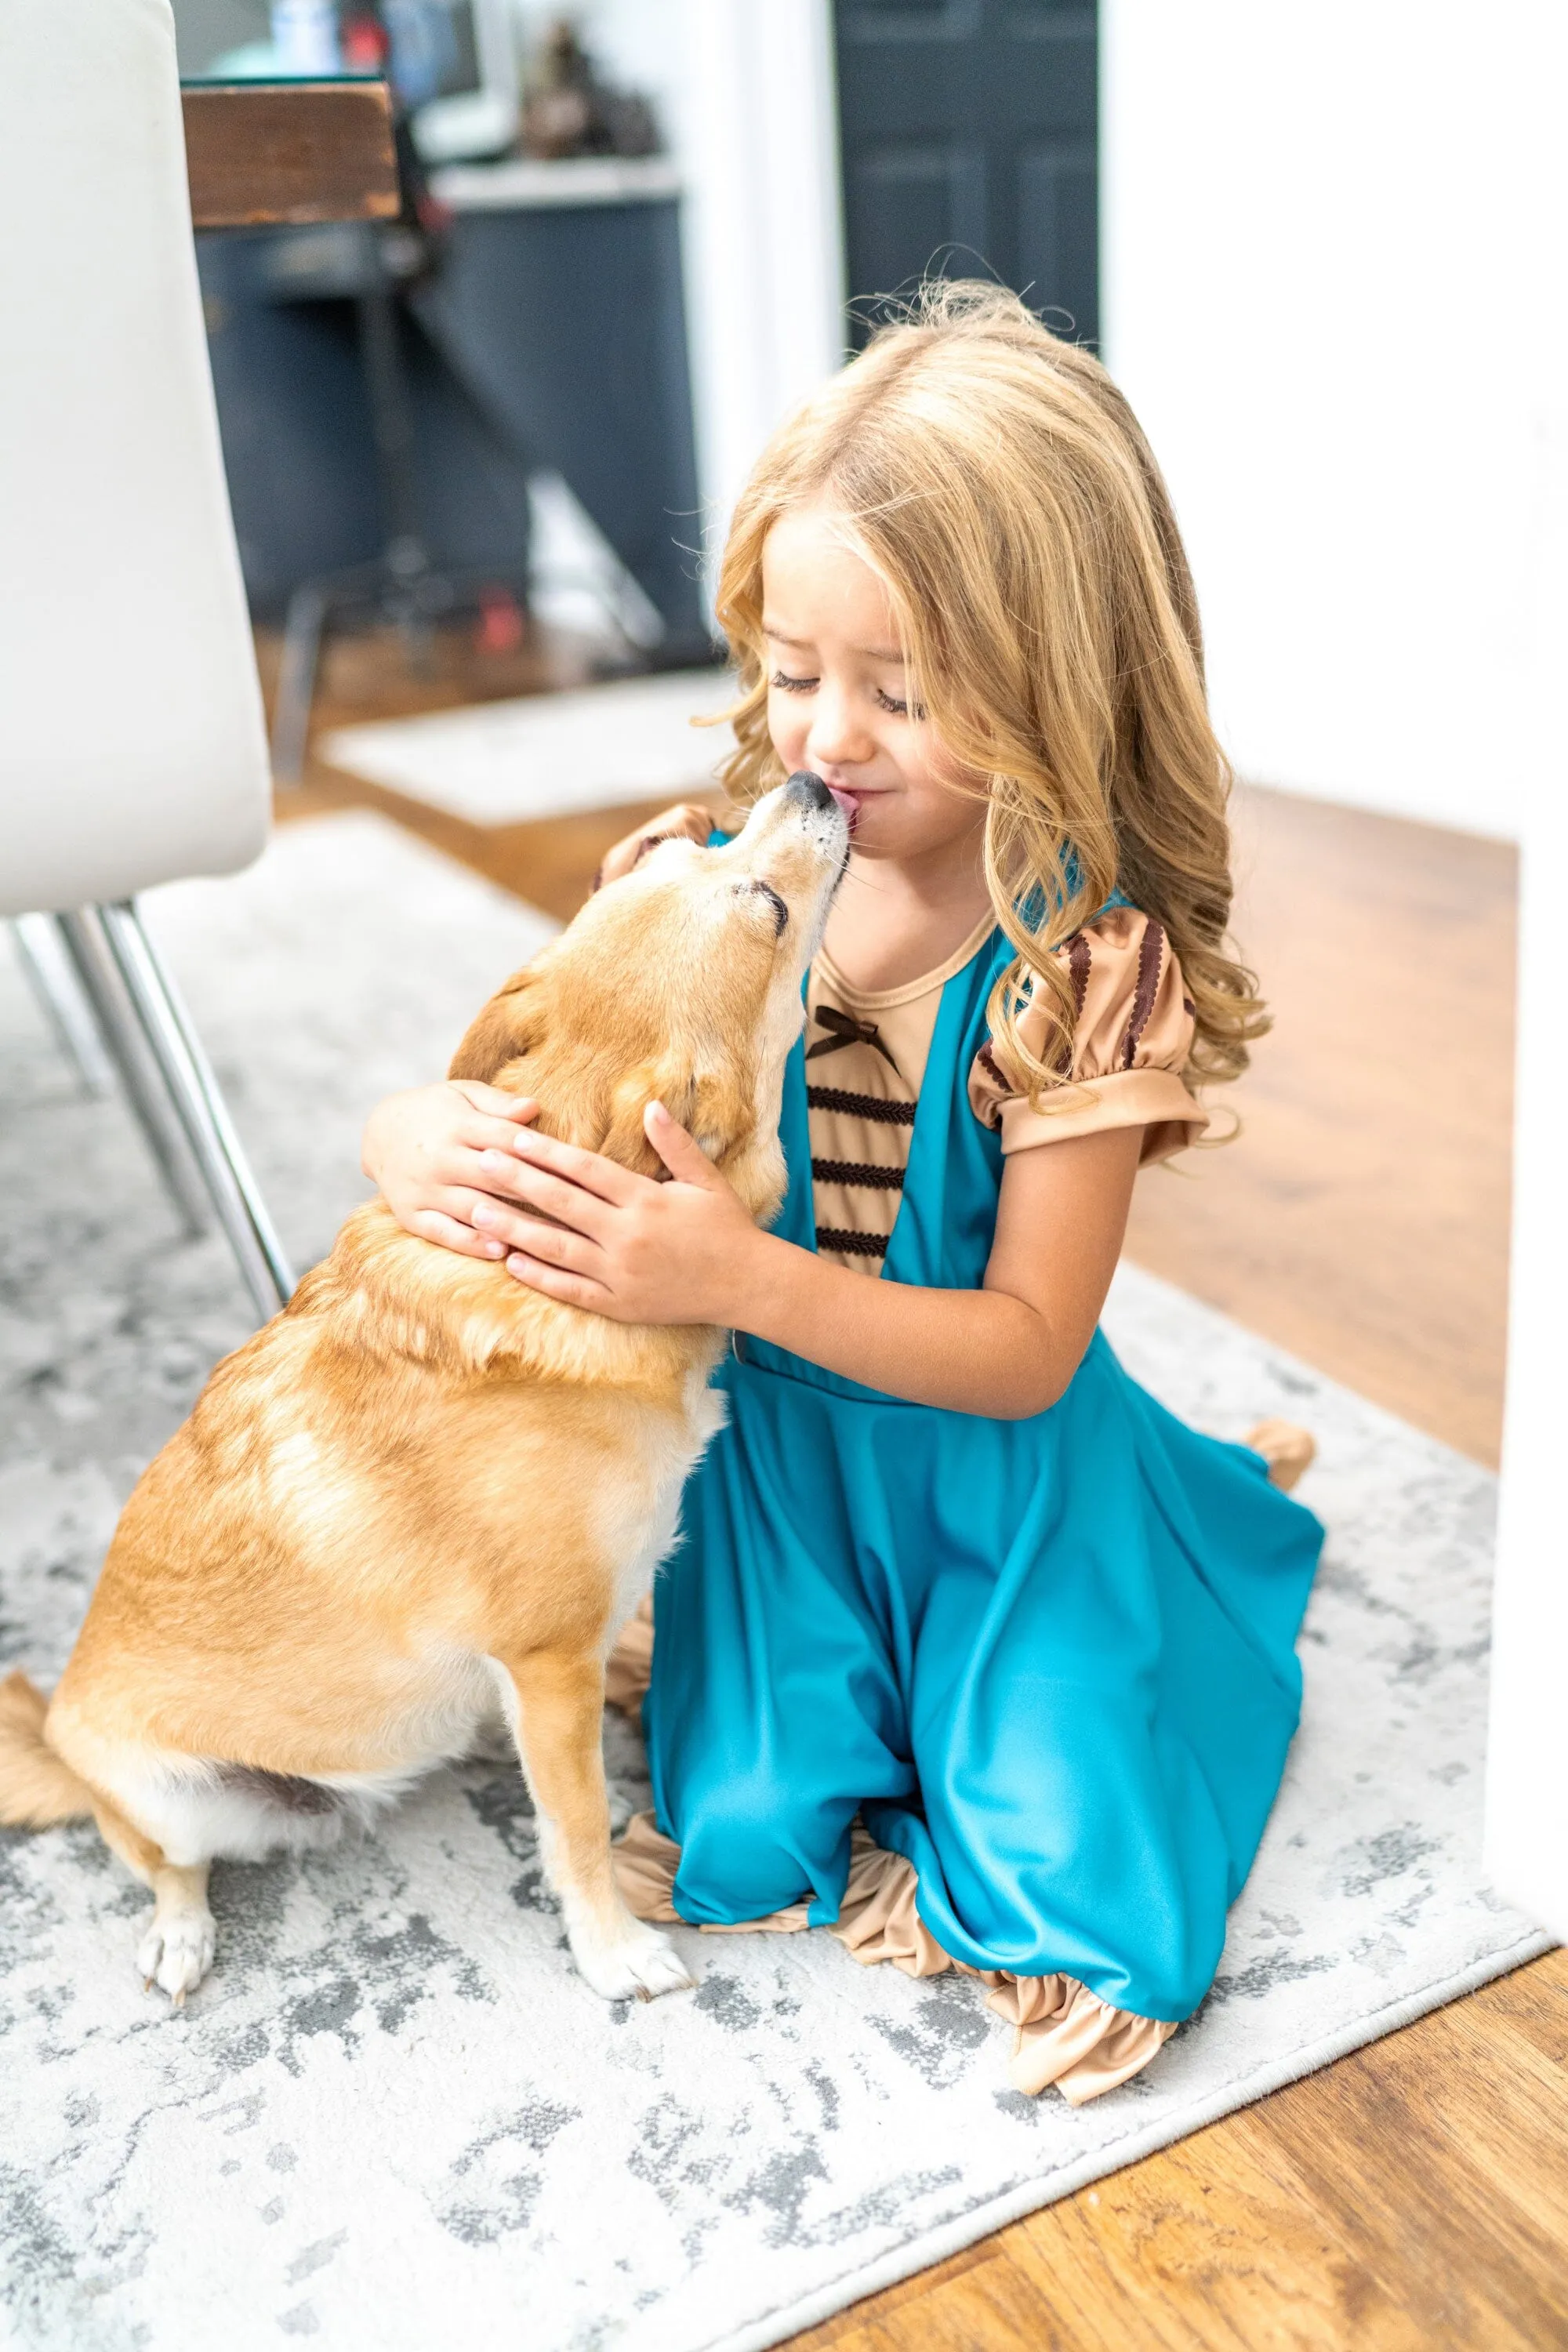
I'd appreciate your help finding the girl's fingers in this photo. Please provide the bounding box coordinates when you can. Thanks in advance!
[506,1127,643,1206]
[472,1205,602,1273]
[463,1116,551,1161]
[644,1101,720,1185]
[479,1149,616,1233]
[452,1083,539,1124]
[411,1208,507,1261]
[504,1251,612,1311]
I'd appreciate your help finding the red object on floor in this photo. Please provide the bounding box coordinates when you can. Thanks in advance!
[475,588,526,655]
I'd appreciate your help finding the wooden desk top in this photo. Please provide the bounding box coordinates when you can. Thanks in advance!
[182,79,397,229]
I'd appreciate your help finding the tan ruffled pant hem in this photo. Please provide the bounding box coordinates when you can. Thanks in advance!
[612,1810,1177,2105]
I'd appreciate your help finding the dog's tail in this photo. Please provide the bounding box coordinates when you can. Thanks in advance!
[0,1670,93,1828]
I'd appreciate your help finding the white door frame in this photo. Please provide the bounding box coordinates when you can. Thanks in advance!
[671,0,847,601]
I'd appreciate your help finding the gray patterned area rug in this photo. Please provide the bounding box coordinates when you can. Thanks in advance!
[0,814,1544,2352]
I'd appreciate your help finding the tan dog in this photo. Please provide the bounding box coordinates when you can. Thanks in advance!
[0,775,848,2005]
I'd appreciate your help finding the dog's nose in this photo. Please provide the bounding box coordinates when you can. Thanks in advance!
[784,770,837,816]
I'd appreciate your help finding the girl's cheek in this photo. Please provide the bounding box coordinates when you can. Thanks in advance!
[767,691,805,768]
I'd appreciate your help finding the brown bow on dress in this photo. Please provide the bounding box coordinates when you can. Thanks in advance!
[806,1004,899,1071]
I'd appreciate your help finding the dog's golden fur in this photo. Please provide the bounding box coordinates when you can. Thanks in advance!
[0,779,846,2005]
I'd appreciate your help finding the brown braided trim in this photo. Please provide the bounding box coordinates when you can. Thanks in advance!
[815,1227,887,1258]
[811,1158,905,1191]
[1121,919,1167,1069]
[806,1086,916,1125]
[1068,929,1093,1019]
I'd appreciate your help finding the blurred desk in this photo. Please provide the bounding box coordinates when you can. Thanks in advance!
[199,154,704,644]
[414,156,701,643]
[426,156,681,211]
[183,79,397,227]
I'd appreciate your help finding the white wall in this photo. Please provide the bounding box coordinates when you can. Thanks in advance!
[1105,2,1568,1933]
[1481,0,1568,1938]
[1488,799,1568,1941]
[1102,2,1563,840]
[524,0,846,591]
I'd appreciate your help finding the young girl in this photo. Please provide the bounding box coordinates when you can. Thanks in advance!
[362,285,1323,2103]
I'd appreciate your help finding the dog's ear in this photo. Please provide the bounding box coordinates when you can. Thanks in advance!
[597,1063,693,1178]
[448,970,543,1086]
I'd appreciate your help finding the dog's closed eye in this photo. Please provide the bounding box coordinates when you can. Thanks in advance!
[740,880,789,938]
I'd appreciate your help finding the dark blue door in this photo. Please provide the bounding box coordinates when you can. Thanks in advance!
[834,0,1098,345]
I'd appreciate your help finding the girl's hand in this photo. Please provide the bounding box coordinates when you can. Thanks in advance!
[592,803,717,891]
[475,1103,767,1324]
[361,1080,541,1262]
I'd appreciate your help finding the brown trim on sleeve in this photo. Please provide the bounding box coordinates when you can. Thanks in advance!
[1121,920,1167,1069]
[976,1041,1006,1092]
[1068,930,1093,1019]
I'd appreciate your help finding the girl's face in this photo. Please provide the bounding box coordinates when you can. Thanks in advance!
[760,506,985,869]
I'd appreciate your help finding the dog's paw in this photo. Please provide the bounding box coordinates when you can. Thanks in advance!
[138,1909,216,2008]
[571,1919,695,2004]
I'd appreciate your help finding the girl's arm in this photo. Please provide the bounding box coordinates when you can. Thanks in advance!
[466,1105,1142,1420]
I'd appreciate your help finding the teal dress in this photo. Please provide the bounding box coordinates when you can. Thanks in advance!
[644,921,1323,2023]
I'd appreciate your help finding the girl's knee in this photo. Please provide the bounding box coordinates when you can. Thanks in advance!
[671,1761,836,1924]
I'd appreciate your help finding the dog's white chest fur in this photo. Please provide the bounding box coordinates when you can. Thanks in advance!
[598,1370,729,1643]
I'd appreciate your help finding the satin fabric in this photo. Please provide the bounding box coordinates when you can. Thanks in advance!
[644,922,1324,2024]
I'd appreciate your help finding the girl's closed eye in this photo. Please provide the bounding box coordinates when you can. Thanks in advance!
[875,686,927,720]
[771,667,818,694]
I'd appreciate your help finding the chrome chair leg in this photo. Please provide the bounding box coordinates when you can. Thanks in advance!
[10,913,115,1098]
[54,908,209,1240]
[270,580,328,787]
[97,901,295,1321]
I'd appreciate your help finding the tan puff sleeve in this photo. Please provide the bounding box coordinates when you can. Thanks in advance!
[968,906,1209,1165]
[592,801,717,892]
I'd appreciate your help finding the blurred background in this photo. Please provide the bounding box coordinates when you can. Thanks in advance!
[167,0,1561,1481]
[2,2,1562,2336]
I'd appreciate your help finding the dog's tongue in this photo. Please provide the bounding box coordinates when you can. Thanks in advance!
[826,785,860,832]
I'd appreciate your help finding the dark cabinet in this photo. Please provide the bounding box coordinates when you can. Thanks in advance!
[198,187,704,642]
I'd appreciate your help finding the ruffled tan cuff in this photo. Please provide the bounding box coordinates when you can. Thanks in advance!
[612,1810,812,1933]
[997,1065,1208,1165]
[610,1811,1178,2103]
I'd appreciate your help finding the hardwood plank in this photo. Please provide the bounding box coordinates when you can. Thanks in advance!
[794,1955,1566,2352]
[1004,2122,1439,2352]
[183,80,397,228]
[1125,786,1516,1466]
[1243,1964,1568,2347]
[289,760,723,930]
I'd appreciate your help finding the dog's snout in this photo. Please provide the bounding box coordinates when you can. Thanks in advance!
[784,770,837,817]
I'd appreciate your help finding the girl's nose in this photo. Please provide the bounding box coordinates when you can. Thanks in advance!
[805,681,873,770]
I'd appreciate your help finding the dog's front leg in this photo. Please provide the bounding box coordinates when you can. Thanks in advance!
[496,1646,695,2002]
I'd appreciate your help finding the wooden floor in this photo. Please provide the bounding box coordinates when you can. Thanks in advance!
[274,624,1564,2351]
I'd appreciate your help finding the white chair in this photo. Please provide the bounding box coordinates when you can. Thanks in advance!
[0,0,292,1321]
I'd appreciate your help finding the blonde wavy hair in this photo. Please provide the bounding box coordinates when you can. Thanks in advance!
[710,281,1265,1109]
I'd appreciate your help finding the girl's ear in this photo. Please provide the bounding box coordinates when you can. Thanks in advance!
[448,971,543,1085]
